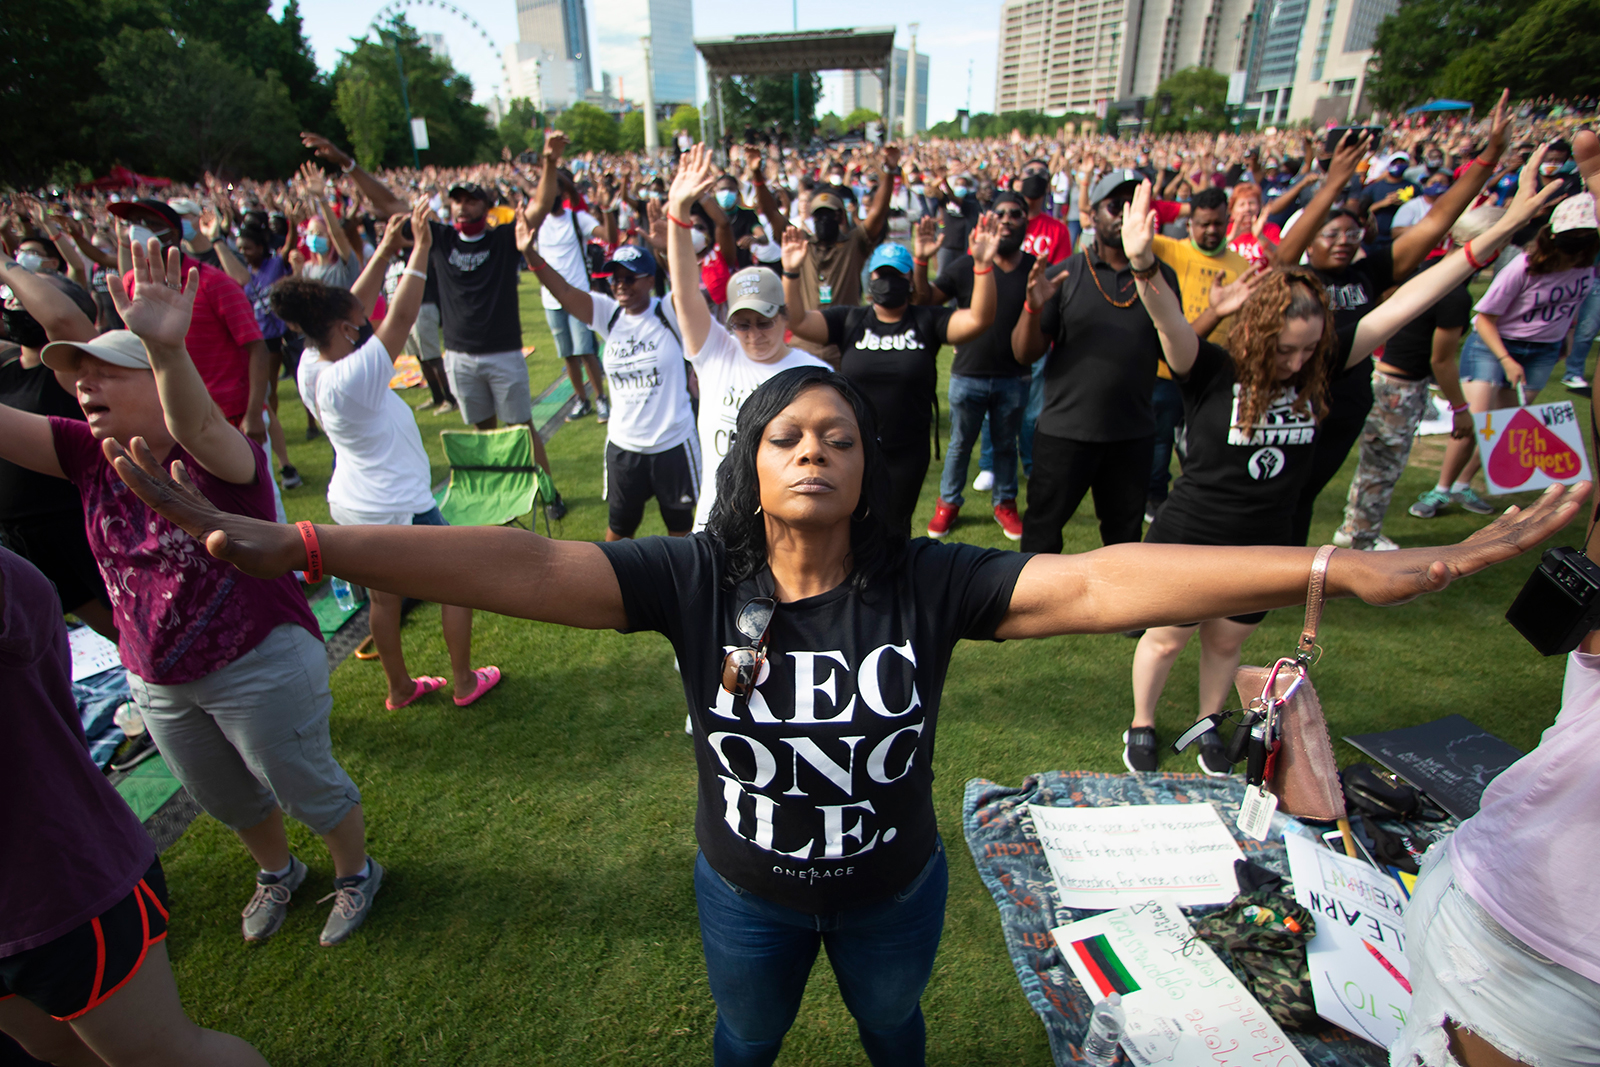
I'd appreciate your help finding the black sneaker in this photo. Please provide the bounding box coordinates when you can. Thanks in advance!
[565,399,594,422]
[111,732,160,772]
[1122,727,1159,773]
[545,492,568,521]
[1197,731,1232,777]
[280,465,303,490]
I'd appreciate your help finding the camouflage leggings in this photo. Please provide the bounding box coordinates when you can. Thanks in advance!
[1339,371,1432,548]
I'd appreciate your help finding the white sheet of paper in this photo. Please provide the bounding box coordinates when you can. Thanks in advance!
[1053,899,1310,1067]
[1283,833,1411,1048]
[1473,400,1592,495]
[68,626,121,682]
[1028,803,1244,908]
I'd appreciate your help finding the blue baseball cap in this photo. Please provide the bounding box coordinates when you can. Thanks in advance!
[866,243,913,276]
[602,243,658,277]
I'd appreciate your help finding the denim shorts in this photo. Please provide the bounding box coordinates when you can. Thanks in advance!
[544,306,597,360]
[1458,332,1565,392]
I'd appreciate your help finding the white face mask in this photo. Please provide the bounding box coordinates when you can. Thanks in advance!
[15,251,46,273]
[691,228,709,254]
[128,224,157,247]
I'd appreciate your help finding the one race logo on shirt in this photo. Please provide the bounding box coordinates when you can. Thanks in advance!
[1247,447,1286,480]
[858,328,924,352]
[448,248,490,273]
[1227,384,1316,474]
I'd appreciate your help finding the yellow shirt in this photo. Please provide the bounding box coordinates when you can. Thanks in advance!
[1152,234,1250,377]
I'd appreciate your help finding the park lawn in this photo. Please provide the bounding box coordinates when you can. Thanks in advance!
[160,273,1589,1065]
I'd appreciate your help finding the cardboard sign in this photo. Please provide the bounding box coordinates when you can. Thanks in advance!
[1053,899,1310,1067]
[1473,401,1591,495]
[1028,804,1244,908]
[1283,834,1411,1048]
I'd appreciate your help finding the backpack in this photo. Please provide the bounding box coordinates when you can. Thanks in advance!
[607,298,681,349]
[571,208,609,292]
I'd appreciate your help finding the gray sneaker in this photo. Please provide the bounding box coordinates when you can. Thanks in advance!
[1450,487,1496,515]
[241,856,308,942]
[318,857,384,946]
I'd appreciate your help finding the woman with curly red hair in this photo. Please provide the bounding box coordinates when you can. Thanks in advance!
[1115,169,1563,773]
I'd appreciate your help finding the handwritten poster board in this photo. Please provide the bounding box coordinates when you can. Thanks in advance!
[1028,804,1244,908]
[1344,714,1522,821]
[1053,899,1311,1067]
[68,625,121,682]
[1283,834,1411,1049]
[1473,401,1591,495]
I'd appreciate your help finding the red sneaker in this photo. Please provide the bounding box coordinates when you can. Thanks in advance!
[994,500,1023,541]
[927,499,960,539]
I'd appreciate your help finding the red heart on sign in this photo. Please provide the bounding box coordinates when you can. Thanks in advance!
[1488,408,1583,489]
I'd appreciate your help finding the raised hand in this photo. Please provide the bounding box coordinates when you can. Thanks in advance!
[1024,255,1064,312]
[1325,129,1370,188]
[1208,265,1264,318]
[912,215,940,261]
[669,143,718,216]
[109,239,199,352]
[544,130,569,162]
[104,437,303,579]
[300,132,353,170]
[297,161,326,198]
[1484,88,1511,162]
[780,226,809,273]
[1121,179,1158,268]
[410,200,433,256]
[644,198,668,251]
[515,213,535,256]
[968,211,1000,267]
[883,145,901,170]
[376,212,409,259]
[1506,144,1567,224]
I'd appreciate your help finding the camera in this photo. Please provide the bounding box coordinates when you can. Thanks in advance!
[1506,546,1600,655]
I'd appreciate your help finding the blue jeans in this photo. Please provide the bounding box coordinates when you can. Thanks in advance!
[941,375,1028,507]
[544,306,597,360]
[1459,332,1566,393]
[1566,283,1600,379]
[1148,377,1185,502]
[978,360,1046,478]
[695,841,948,1067]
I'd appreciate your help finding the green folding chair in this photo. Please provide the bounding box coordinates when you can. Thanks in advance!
[436,426,557,534]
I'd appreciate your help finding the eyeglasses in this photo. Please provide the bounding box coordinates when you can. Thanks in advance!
[610,271,645,286]
[721,597,776,696]
[729,318,779,334]
[993,209,1026,220]
[1318,228,1363,244]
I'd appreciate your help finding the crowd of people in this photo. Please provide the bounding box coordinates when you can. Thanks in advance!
[4,96,1600,1066]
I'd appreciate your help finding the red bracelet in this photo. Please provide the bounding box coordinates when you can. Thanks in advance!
[972,265,993,275]
[1024,302,1041,315]
[1473,156,1495,169]
[1464,240,1487,271]
[913,258,929,267]
[296,521,323,583]
[666,213,694,229]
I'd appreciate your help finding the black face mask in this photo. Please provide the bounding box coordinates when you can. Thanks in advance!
[812,212,841,245]
[1020,174,1049,200]
[347,319,374,349]
[2,307,47,350]
[867,273,910,309]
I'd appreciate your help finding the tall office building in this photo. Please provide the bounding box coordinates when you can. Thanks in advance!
[513,0,593,109]
[646,0,695,103]
[1237,0,1393,124]
[840,48,928,132]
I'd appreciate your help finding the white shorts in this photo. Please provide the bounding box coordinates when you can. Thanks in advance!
[1392,845,1600,1067]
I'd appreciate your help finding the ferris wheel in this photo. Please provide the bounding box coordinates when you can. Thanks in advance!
[367,0,511,100]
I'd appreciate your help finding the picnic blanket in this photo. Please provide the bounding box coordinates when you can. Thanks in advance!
[962,772,1395,1067]
[74,665,130,769]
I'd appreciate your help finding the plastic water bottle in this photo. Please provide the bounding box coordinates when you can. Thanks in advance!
[1081,992,1125,1067]
[331,578,356,612]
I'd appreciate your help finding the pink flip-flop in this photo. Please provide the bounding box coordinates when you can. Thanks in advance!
[454,666,502,707]
[386,676,446,711]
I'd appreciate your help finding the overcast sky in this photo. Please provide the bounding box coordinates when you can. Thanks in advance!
[279,0,998,128]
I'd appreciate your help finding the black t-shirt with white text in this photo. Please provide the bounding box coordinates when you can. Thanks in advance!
[599,533,1030,912]
[427,221,523,354]
[934,253,1034,379]
[1150,329,1357,546]
[823,304,955,448]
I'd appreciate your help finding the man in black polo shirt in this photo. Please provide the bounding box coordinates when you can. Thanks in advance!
[915,191,1034,540]
[1012,170,1180,554]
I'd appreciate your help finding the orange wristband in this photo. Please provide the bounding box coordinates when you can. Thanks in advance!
[666,213,694,229]
[972,266,993,275]
[296,521,323,582]
[1024,302,1041,315]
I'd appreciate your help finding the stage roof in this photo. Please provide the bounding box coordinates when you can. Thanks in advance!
[694,26,897,78]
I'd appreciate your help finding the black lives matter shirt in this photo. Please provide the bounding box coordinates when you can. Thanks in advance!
[1149,329,1356,546]
[599,534,1030,912]
[427,221,523,355]
[822,304,955,449]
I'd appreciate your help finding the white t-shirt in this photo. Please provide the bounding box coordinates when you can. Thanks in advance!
[1391,195,1434,230]
[297,336,436,519]
[537,208,601,309]
[688,323,828,530]
[588,292,696,454]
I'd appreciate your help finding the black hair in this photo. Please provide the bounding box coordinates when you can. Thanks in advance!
[707,366,906,592]
[237,225,269,249]
[17,232,62,268]
[1190,187,1228,213]
[268,277,361,346]
[1551,139,1573,158]
[1324,206,1363,227]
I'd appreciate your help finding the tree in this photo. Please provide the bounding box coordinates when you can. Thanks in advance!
[925,110,1093,140]
[841,107,880,131]
[1438,0,1600,107]
[329,18,493,170]
[718,73,824,141]
[1367,0,1520,112]
[167,0,333,134]
[1150,67,1230,133]
[95,27,301,179]
[818,112,843,138]
[496,97,545,159]
[619,110,647,152]
[668,104,701,137]
[556,102,619,154]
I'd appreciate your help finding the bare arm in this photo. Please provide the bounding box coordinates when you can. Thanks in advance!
[1426,327,1475,439]
[212,238,251,288]
[373,203,434,360]
[748,150,793,246]
[300,132,410,219]
[0,256,97,343]
[1190,266,1264,341]
[909,216,947,305]
[1392,91,1511,280]
[1124,182,1198,374]
[1011,256,1060,366]
[1274,132,1369,268]
[0,404,64,478]
[861,147,899,241]
[947,213,998,344]
[666,144,720,356]
[106,436,628,630]
[700,192,737,271]
[299,163,357,265]
[519,215,595,326]
[779,227,828,344]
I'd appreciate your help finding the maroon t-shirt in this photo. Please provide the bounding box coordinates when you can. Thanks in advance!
[50,418,320,684]
[0,548,154,956]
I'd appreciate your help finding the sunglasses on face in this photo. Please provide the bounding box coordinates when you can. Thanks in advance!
[721,597,776,696]
[610,271,645,287]
[729,318,778,334]
[993,208,1026,221]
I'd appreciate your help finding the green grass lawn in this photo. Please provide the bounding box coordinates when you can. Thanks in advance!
[161,273,1592,1065]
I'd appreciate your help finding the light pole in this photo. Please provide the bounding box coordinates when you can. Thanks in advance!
[381,23,420,169]
[641,36,659,156]
[904,23,919,140]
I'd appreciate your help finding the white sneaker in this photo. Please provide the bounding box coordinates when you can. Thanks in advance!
[1371,535,1399,551]
[973,470,994,492]
[1563,374,1590,389]
[1332,528,1354,548]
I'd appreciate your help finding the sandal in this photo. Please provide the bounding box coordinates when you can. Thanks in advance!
[454,666,502,707]
[386,676,446,711]
[354,635,379,660]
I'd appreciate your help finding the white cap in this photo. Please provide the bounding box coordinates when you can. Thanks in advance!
[1551,194,1598,234]
[166,197,202,217]
[40,330,150,374]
